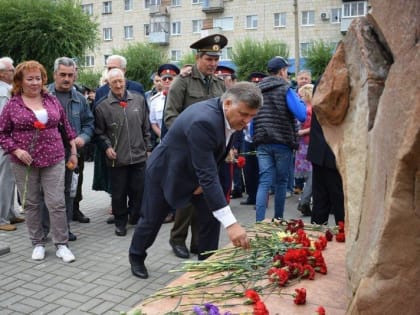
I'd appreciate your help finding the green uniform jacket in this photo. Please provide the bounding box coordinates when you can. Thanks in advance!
[164,64,226,128]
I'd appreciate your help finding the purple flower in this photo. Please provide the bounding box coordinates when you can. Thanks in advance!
[205,303,220,315]
[193,305,205,315]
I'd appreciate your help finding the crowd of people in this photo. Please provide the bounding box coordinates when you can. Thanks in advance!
[0,34,344,277]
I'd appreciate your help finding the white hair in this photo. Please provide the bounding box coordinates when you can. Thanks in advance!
[106,68,125,82]
[106,55,127,69]
[0,57,14,70]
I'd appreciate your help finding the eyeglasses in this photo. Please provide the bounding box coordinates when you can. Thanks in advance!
[162,77,173,82]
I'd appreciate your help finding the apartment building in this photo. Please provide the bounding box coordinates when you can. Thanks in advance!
[79,0,369,72]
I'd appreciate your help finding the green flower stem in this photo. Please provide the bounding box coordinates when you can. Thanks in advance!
[20,165,31,211]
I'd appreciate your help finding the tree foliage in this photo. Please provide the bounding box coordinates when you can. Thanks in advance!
[305,40,336,79]
[231,38,289,81]
[0,0,98,80]
[178,52,196,68]
[113,42,168,90]
[77,68,102,90]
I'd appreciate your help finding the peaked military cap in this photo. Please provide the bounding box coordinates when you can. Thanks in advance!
[248,71,268,83]
[157,63,180,77]
[190,34,228,56]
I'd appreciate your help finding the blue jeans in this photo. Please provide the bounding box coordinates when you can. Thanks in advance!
[255,144,293,221]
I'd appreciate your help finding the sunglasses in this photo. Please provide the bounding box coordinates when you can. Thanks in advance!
[162,76,173,82]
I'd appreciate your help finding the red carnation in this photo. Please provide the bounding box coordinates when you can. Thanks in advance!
[254,300,269,315]
[336,232,345,242]
[293,288,306,305]
[120,101,128,108]
[33,121,46,129]
[236,156,246,168]
[325,229,333,241]
[244,289,260,303]
[316,306,326,315]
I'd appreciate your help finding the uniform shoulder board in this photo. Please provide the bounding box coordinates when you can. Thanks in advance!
[180,71,192,78]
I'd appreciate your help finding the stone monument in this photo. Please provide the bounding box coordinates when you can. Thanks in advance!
[312,0,419,313]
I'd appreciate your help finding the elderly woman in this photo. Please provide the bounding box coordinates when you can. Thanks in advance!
[295,83,314,216]
[0,60,77,262]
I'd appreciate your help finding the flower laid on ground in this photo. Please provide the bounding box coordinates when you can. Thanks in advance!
[293,287,306,305]
[192,302,232,315]
[21,120,45,210]
[245,289,269,315]
[335,221,345,242]
[139,219,342,314]
[315,306,326,314]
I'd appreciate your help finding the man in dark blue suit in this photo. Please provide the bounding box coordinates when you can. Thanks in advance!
[129,82,262,279]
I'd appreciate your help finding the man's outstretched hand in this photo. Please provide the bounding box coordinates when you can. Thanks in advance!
[226,223,250,249]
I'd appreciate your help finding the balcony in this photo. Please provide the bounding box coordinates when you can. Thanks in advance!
[148,32,169,45]
[202,0,224,14]
[149,5,169,16]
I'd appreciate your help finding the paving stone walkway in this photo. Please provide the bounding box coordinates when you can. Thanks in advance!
[0,161,308,314]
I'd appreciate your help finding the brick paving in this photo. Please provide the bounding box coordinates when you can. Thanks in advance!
[0,161,308,314]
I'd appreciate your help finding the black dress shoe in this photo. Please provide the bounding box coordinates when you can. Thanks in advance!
[190,245,199,255]
[240,200,256,205]
[115,226,127,236]
[68,232,77,241]
[106,216,115,224]
[230,191,243,199]
[129,255,148,279]
[73,210,90,223]
[169,240,190,258]
[297,203,312,217]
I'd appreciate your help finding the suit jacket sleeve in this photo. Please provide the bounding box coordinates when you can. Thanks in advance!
[187,119,228,211]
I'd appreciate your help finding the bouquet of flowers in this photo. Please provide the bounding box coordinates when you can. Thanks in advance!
[137,219,345,314]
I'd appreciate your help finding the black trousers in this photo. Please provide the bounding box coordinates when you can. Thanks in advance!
[129,171,221,263]
[109,162,145,228]
[310,163,345,225]
[242,141,258,203]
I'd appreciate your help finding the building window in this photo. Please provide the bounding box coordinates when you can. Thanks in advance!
[124,0,133,11]
[81,4,93,16]
[145,0,161,8]
[84,55,95,67]
[104,55,111,66]
[343,1,366,17]
[220,47,233,60]
[171,0,181,6]
[246,15,258,29]
[171,21,181,35]
[103,27,112,41]
[124,26,134,39]
[331,8,341,23]
[300,42,313,57]
[192,0,203,4]
[274,12,286,27]
[301,10,315,26]
[171,50,181,61]
[214,17,234,31]
[144,24,150,36]
[192,20,202,33]
[102,1,112,14]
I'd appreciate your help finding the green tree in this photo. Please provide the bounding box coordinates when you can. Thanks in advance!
[232,38,289,81]
[77,68,102,90]
[305,40,336,79]
[0,0,98,80]
[113,42,167,90]
[178,52,196,68]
